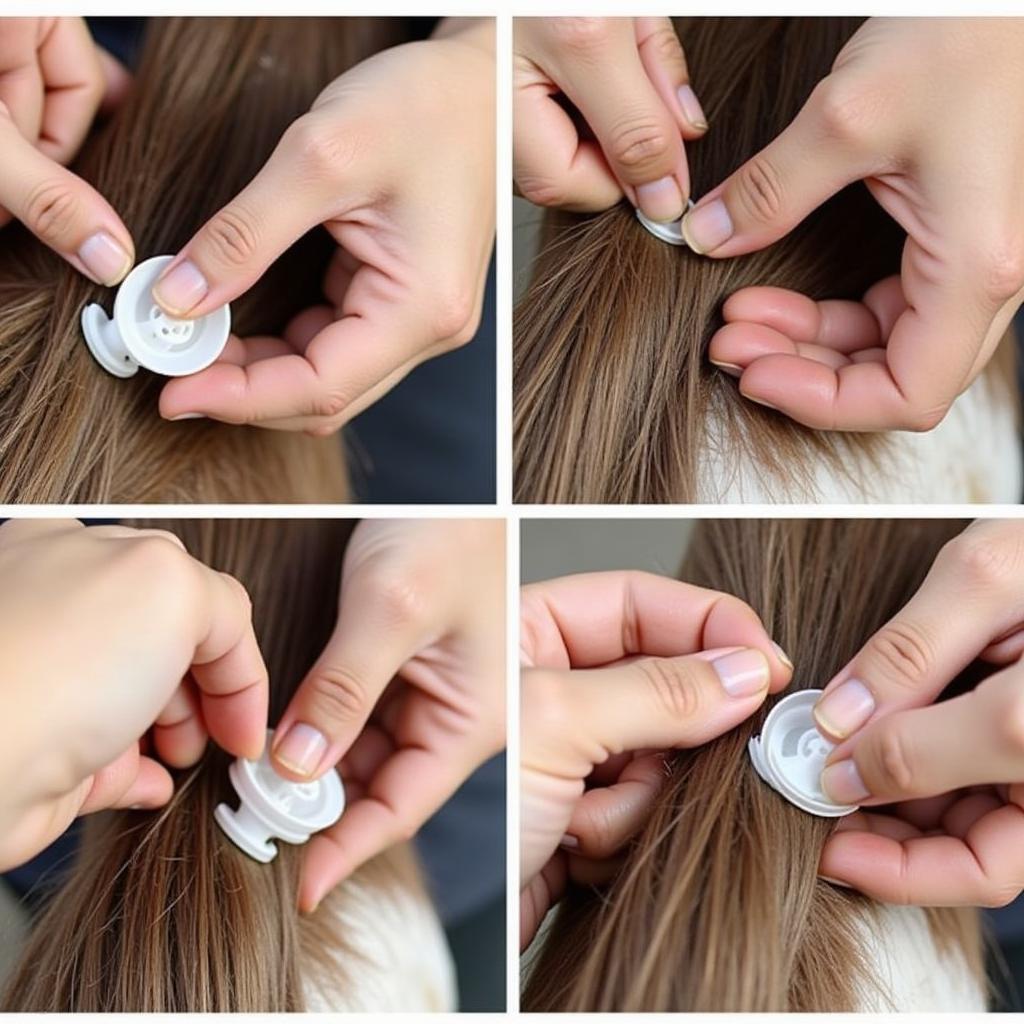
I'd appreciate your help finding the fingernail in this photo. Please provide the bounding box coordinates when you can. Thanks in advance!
[272,723,328,777]
[820,875,853,889]
[152,259,207,316]
[711,648,770,698]
[169,412,206,421]
[677,84,708,130]
[821,759,869,804]
[710,358,743,379]
[772,642,794,671]
[78,231,132,286]
[635,176,685,223]
[681,198,733,254]
[813,679,874,740]
[744,393,779,412]
[560,833,580,850]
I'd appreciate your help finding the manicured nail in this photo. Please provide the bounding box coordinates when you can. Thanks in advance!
[681,198,733,254]
[709,358,743,378]
[272,723,328,777]
[559,833,580,850]
[821,759,869,804]
[78,231,132,286]
[820,875,853,889]
[711,648,770,698]
[152,259,207,316]
[169,412,205,421]
[813,679,874,740]
[635,176,685,223]
[772,642,794,671]
[677,84,708,130]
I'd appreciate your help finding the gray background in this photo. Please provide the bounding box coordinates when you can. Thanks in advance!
[514,196,542,301]
[521,519,695,583]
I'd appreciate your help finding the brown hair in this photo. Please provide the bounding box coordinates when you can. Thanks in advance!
[513,17,1013,504]
[1,518,441,1011]
[0,17,410,503]
[522,518,984,1011]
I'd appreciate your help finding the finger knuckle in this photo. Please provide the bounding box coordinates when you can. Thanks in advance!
[646,26,686,72]
[431,284,479,344]
[366,566,429,629]
[582,805,617,853]
[311,388,350,420]
[202,205,260,269]
[873,723,916,795]
[731,154,786,225]
[636,658,704,722]
[903,403,949,432]
[812,77,875,148]
[943,530,1021,593]
[286,117,355,183]
[865,619,935,693]
[607,117,671,173]
[24,180,79,245]
[549,17,612,56]
[309,664,370,723]
[516,174,567,208]
[522,669,571,735]
[979,242,1024,304]
[994,682,1024,754]
[980,882,1022,909]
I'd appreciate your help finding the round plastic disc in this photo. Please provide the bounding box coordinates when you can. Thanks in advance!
[635,199,695,247]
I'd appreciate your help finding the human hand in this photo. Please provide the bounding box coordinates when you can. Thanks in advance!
[267,519,505,912]
[0,17,134,284]
[514,17,707,221]
[695,18,1024,431]
[0,519,267,871]
[811,520,1024,906]
[156,18,494,434]
[519,571,792,948]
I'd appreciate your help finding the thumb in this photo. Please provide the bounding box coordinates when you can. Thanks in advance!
[152,112,345,318]
[568,646,772,756]
[0,103,134,284]
[680,78,870,257]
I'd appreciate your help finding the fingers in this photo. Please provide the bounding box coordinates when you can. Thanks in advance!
[77,746,174,815]
[562,752,667,858]
[821,660,1024,807]
[560,647,772,757]
[819,785,1024,907]
[814,521,1024,743]
[270,559,433,781]
[551,19,690,221]
[0,101,133,284]
[520,570,792,690]
[187,566,268,761]
[151,111,341,319]
[299,745,469,910]
[680,77,870,256]
[633,18,707,138]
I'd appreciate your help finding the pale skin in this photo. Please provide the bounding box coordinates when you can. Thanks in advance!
[518,17,1024,433]
[269,519,506,913]
[0,17,495,436]
[0,519,267,873]
[812,519,1024,909]
[518,571,793,949]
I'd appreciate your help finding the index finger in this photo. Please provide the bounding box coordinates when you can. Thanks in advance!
[520,570,791,687]
[188,566,269,761]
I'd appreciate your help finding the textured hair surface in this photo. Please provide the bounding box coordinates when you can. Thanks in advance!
[0,18,410,503]
[1,519,439,1011]
[522,519,984,1012]
[513,17,1015,504]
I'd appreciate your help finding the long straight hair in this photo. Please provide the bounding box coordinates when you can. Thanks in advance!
[0,17,409,503]
[513,17,1015,504]
[0,518,444,1011]
[522,519,984,1011]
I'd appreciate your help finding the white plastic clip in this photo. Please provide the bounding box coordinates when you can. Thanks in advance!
[214,730,345,863]
[748,689,858,818]
[635,198,695,246]
[81,254,230,378]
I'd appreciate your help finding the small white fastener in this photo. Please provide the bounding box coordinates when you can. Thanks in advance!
[635,198,695,246]
[748,689,858,818]
[214,730,345,863]
[81,254,230,378]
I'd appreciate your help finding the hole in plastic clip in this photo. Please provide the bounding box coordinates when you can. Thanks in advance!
[748,689,859,819]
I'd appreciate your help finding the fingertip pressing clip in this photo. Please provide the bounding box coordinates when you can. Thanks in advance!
[748,689,858,819]
[81,254,230,378]
[214,729,345,863]
[635,198,695,247]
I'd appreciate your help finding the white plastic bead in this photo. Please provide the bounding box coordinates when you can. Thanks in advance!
[635,198,695,246]
[748,689,858,818]
[214,730,345,863]
[81,255,230,378]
